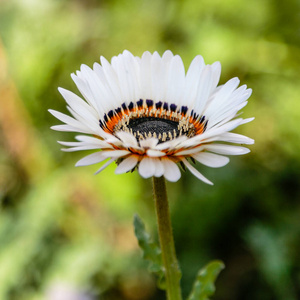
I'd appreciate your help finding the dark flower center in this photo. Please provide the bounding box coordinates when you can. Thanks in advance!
[128,117,190,142]
[129,117,178,134]
[99,100,207,144]
[118,116,195,143]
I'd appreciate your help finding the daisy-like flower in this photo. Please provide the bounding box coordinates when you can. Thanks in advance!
[49,50,254,184]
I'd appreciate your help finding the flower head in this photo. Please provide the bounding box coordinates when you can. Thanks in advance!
[50,50,254,184]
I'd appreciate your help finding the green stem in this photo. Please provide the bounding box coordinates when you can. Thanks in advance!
[152,176,182,300]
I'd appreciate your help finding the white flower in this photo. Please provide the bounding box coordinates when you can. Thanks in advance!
[49,50,254,184]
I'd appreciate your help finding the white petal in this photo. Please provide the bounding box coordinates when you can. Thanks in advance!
[160,50,174,100]
[66,106,99,133]
[186,55,205,80]
[75,135,114,148]
[93,62,120,108]
[95,158,116,174]
[204,77,240,119]
[49,109,89,130]
[122,50,141,100]
[204,144,250,155]
[58,87,99,120]
[80,64,110,113]
[139,138,159,149]
[76,152,108,166]
[115,131,139,148]
[184,55,205,107]
[101,149,131,158]
[112,50,137,102]
[58,141,86,147]
[139,51,153,100]
[153,159,165,177]
[59,138,111,150]
[51,124,91,134]
[174,146,205,156]
[61,145,103,152]
[214,132,254,145]
[155,136,187,150]
[99,56,123,106]
[115,155,139,174]
[210,61,221,93]
[192,152,230,168]
[179,118,246,148]
[146,149,166,157]
[207,101,248,128]
[161,159,181,182]
[151,51,163,101]
[138,157,156,178]
[71,73,98,110]
[193,65,213,115]
[181,158,213,185]
[165,55,185,106]
[241,117,255,124]
[208,87,252,126]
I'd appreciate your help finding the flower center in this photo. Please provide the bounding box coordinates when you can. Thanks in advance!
[99,99,208,143]
[123,116,195,142]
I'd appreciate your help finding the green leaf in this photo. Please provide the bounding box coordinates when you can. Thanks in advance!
[133,214,166,289]
[187,260,225,300]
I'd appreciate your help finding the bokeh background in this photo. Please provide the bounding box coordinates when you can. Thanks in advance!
[1,0,300,299]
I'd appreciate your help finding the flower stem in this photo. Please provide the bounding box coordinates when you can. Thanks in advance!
[152,176,182,300]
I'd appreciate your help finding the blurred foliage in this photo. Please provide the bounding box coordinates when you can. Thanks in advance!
[0,0,300,299]
[187,261,224,300]
[133,214,165,290]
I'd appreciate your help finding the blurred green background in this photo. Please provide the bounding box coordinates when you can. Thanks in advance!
[0,0,300,299]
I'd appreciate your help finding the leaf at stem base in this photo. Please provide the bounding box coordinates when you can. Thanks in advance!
[133,214,166,289]
[187,260,225,300]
